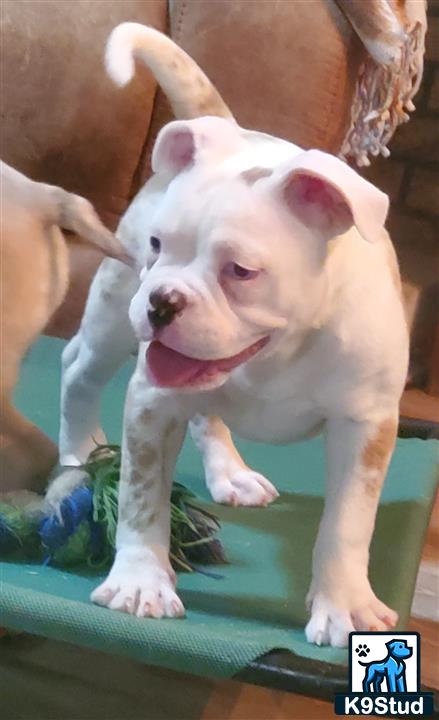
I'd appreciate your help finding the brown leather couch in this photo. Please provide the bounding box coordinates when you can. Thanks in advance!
[2,0,368,337]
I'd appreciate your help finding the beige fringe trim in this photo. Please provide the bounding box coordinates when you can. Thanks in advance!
[340,21,425,167]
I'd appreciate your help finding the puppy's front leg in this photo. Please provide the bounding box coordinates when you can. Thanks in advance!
[306,413,399,647]
[92,367,186,618]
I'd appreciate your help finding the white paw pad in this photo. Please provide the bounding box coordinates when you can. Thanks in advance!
[91,556,185,619]
[305,593,398,648]
[209,468,279,507]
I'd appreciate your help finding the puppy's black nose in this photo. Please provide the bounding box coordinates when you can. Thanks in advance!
[148,289,187,329]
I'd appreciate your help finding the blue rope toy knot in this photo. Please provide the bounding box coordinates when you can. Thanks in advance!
[0,445,226,573]
[39,486,93,564]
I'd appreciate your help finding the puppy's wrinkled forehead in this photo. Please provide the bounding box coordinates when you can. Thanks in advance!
[151,165,269,253]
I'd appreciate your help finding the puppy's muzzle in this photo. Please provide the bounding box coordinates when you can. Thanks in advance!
[148,289,187,330]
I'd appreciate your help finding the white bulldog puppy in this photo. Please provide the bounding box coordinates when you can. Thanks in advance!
[52,24,408,647]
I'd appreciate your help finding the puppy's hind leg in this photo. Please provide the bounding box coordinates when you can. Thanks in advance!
[190,415,279,507]
[59,258,139,467]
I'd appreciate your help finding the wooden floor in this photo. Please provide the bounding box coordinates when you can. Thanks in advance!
[202,682,345,720]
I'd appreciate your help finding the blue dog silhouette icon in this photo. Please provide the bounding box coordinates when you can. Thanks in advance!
[360,639,413,693]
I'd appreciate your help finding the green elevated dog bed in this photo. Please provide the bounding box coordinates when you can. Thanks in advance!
[1,338,437,697]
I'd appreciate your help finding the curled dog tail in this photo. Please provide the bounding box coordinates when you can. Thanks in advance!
[105,22,234,121]
[49,187,130,264]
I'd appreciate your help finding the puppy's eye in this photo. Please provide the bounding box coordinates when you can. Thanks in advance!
[223,262,259,281]
[150,236,161,253]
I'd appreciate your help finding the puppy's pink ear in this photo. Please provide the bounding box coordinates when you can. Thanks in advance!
[152,124,195,174]
[152,117,240,176]
[279,150,389,243]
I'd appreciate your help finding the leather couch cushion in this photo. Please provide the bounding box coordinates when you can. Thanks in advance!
[168,0,363,153]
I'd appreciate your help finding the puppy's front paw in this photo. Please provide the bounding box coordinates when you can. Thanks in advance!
[208,468,279,507]
[91,547,185,619]
[305,591,398,648]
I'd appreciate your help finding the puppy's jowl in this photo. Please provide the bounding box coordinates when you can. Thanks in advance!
[51,24,408,647]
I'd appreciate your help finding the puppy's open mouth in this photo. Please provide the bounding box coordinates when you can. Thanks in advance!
[146,337,269,388]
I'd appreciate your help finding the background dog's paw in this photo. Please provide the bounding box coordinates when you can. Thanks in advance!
[208,468,279,507]
[305,592,398,647]
[91,552,185,619]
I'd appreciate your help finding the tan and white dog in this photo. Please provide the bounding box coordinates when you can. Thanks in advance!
[51,24,408,647]
[0,160,126,492]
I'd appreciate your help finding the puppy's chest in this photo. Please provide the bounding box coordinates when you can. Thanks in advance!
[208,338,342,443]
[213,382,324,444]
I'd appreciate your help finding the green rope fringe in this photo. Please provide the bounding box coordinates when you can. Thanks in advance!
[85,445,226,571]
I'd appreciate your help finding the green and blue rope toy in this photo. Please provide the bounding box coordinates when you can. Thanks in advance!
[0,445,225,572]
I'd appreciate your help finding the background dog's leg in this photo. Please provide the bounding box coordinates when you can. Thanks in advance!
[1,402,58,492]
[91,365,186,617]
[190,415,279,506]
[59,259,138,466]
[305,412,399,647]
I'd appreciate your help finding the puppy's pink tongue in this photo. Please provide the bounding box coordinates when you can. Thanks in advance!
[146,341,208,388]
[146,337,269,388]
